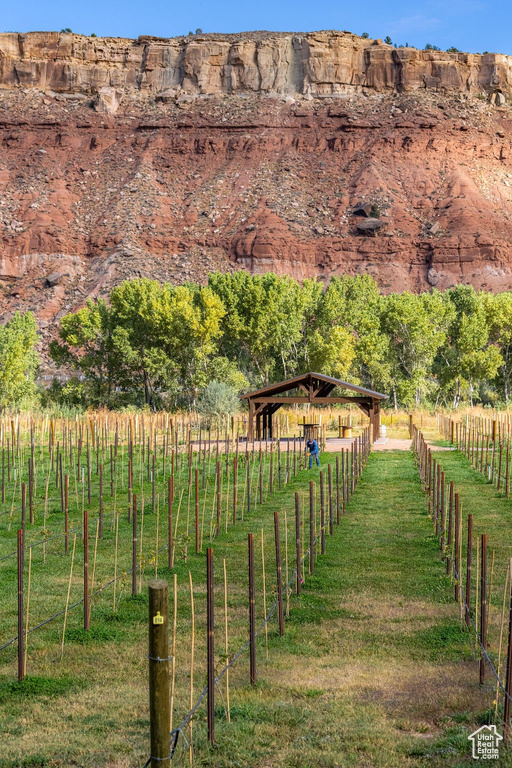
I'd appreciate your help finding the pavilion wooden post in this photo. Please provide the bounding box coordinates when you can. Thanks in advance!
[369,402,380,443]
[248,399,254,444]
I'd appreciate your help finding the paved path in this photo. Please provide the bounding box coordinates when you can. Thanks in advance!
[325,437,413,451]
[372,437,412,451]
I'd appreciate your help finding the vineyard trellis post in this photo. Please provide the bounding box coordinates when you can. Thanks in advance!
[17,528,24,681]
[248,533,256,684]
[84,509,89,631]
[206,547,214,745]
[480,534,488,685]
[274,510,285,636]
[148,579,170,768]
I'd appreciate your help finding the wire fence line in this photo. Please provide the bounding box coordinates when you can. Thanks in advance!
[0,443,299,564]
[0,430,370,766]
[0,511,119,563]
[453,563,512,704]
[140,520,331,768]
[413,428,512,711]
[0,539,172,651]
[0,450,296,645]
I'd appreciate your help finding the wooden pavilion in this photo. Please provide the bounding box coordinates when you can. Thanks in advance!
[241,372,387,443]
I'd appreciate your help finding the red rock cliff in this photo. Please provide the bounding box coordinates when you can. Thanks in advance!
[1,30,512,347]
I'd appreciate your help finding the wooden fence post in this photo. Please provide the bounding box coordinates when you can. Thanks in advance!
[309,481,314,575]
[216,461,221,537]
[295,492,301,595]
[248,533,256,684]
[447,481,454,574]
[320,474,326,556]
[328,463,333,535]
[64,474,69,555]
[168,477,173,569]
[207,548,215,744]
[274,511,285,636]
[99,465,103,539]
[504,558,512,740]
[233,456,237,526]
[195,468,200,554]
[84,509,89,631]
[132,495,138,596]
[17,529,24,681]
[466,514,473,628]
[148,579,170,767]
[246,459,251,517]
[480,534,487,685]
[335,456,340,524]
[454,493,460,601]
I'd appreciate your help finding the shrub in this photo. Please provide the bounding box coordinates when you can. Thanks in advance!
[198,380,239,427]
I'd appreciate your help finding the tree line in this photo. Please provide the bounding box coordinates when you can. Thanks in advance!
[4,272,512,411]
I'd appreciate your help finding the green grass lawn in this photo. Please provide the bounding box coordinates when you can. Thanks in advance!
[427,446,512,679]
[1,447,510,767]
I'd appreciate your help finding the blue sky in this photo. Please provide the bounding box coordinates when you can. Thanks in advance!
[1,0,509,56]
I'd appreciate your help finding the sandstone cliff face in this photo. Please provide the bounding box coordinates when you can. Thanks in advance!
[2,31,512,363]
[1,30,512,97]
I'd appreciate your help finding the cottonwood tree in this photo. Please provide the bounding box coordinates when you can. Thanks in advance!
[0,311,38,410]
[51,279,243,409]
[381,291,453,407]
[436,286,502,407]
[50,299,125,408]
[306,326,356,379]
[315,275,391,392]
[485,292,512,401]
[208,272,311,384]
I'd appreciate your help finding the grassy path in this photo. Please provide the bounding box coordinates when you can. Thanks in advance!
[194,450,501,767]
[429,448,512,689]
[1,449,508,767]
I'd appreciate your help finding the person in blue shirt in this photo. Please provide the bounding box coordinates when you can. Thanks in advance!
[305,438,320,468]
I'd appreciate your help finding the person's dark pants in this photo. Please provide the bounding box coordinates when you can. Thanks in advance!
[309,451,320,468]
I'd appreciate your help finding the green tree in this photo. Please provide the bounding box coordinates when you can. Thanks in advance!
[51,278,248,410]
[205,357,249,393]
[208,272,314,385]
[313,274,390,392]
[482,292,512,401]
[435,286,501,407]
[0,312,39,410]
[50,299,125,408]
[109,279,226,408]
[381,291,452,407]
[306,326,356,379]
